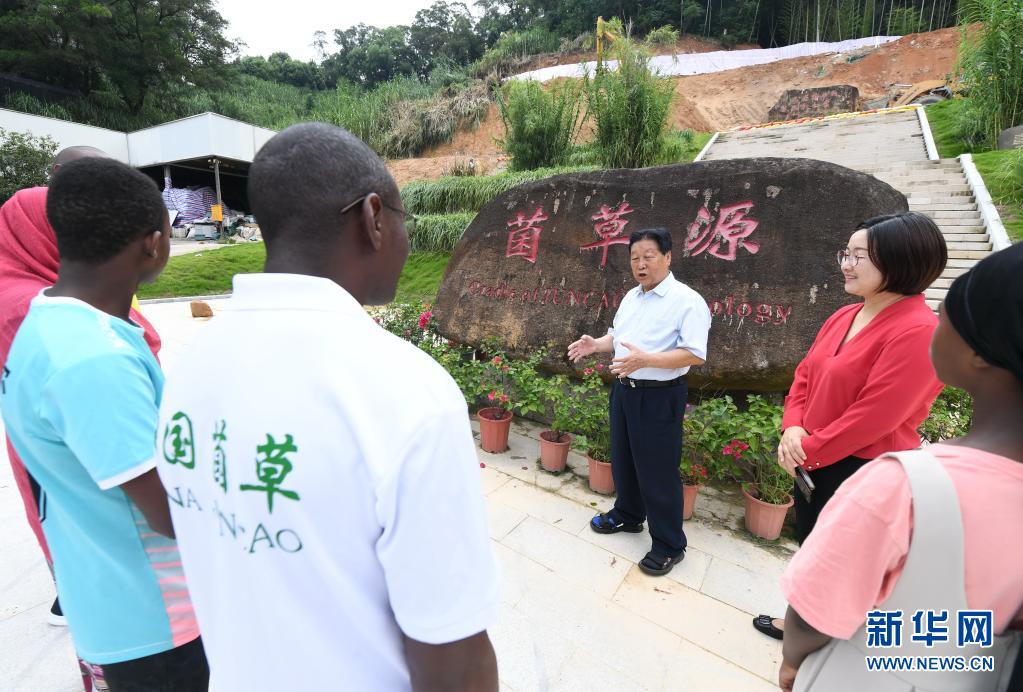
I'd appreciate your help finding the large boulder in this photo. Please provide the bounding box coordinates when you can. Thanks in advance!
[767,85,859,122]
[997,125,1023,150]
[433,158,907,391]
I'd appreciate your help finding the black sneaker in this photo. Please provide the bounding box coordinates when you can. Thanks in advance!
[48,597,66,627]
[590,512,643,534]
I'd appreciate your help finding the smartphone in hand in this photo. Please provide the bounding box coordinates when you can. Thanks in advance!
[795,466,815,503]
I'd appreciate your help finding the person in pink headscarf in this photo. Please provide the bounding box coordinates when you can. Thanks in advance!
[0,178,162,692]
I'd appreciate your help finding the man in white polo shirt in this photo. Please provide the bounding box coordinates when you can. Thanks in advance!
[569,228,711,577]
[156,122,499,690]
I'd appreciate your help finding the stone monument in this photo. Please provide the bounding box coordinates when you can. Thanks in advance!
[433,158,907,391]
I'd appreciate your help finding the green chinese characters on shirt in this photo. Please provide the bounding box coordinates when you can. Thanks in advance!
[162,412,195,469]
[240,433,301,513]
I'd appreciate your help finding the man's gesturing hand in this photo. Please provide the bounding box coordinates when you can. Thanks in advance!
[568,335,597,362]
[609,342,647,377]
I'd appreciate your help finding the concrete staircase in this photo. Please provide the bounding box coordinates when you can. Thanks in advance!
[699,109,993,309]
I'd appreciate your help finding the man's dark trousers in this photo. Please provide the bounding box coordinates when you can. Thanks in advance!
[609,378,688,558]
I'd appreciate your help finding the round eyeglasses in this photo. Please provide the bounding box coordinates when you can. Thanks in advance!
[836,250,866,268]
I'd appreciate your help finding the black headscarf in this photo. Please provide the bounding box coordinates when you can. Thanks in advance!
[943,242,1023,384]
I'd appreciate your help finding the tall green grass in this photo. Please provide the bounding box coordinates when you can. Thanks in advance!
[584,40,675,169]
[957,0,1023,147]
[401,165,597,215]
[497,79,584,171]
[411,213,475,252]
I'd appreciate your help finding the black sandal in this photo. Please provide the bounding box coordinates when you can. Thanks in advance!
[590,512,644,535]
[638,550,684,576]
[753,614,784,640]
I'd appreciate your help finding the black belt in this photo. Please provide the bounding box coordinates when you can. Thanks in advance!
[616,375,686,389]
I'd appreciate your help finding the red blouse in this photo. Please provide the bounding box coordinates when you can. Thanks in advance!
[781,294,943,470]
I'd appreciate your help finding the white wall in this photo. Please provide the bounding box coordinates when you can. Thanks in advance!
[0,108,130,162]
[127,113,276,168]
[1,108,276,167]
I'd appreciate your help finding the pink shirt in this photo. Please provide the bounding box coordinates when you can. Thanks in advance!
[782,444,1023,639]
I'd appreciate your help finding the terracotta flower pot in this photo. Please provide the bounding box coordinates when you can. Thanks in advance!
[539,431,572,473]
[477,407,512,453]
[741,486,794,540]
[587,453,615,495]
[682,483,701,520]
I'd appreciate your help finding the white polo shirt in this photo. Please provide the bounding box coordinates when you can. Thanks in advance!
[608,272,712,380]
[156,273,499,691]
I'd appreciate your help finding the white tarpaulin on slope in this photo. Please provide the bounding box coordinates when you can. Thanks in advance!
[509,35,901,82]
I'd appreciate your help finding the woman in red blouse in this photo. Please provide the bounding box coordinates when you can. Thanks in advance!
[753,211,948,640]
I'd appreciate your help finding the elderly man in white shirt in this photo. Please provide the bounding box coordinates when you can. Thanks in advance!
[569,228,711,577]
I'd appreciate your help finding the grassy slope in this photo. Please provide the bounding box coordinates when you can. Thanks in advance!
[138,245,451,304]
[971,152,1023,242]
[926,100,1022,242]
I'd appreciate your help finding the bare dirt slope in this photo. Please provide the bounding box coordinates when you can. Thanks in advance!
[668,27,959,131]
[387,28,959,186]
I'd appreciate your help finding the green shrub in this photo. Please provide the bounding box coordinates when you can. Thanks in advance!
[443,158,485,177]
[723,395,788,504]
[0,128,57,204]
[919,387,973,442]
[569,367,613,462]
[957,0,1023,147]
[497,79,584,170]
[584,40,675,169]
[559,32,594,54]
[651,128,697,165]
[473,27,562,78]
[645,25,680,47]
[684,395,741,481]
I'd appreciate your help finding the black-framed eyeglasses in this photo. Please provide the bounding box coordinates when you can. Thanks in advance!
[340,194,417,233]
[836,250,867,267]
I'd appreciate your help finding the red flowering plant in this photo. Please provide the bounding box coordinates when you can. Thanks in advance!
[471,344,515,420]
[724,395,790,505]
[374,302,435,347]
[679,456,709,486]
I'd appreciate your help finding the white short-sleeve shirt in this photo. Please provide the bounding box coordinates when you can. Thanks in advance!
[156,273,499,691]
[608,272,712,380]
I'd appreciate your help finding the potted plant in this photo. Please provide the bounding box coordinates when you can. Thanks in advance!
[728,395,792,540]
[475,352,514,453]
[678,454,708,520]
[534,373,574,472]
[572,366,615,494]
[737,445,794,540]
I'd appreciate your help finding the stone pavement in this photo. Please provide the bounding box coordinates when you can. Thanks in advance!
[1,299,793,691]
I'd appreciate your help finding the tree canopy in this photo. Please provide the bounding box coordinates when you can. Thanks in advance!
[0,0,233,113]
[0,0,964,122]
